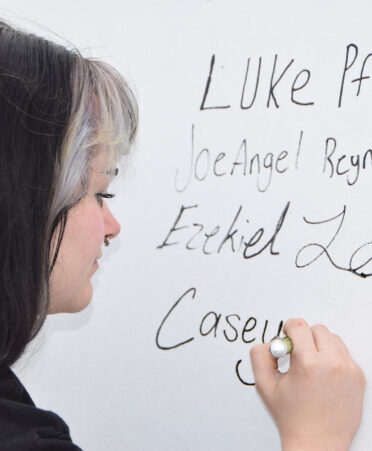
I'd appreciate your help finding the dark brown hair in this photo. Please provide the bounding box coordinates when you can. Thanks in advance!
[0,19,138,373]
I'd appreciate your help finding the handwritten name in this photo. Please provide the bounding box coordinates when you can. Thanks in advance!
[175,125,303,193]
[155,287,283,386]
[157,202,290,259]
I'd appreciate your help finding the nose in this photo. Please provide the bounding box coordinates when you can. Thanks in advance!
[104,204,121,241]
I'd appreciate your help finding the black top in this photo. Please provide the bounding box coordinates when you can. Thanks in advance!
[0,368,83,450]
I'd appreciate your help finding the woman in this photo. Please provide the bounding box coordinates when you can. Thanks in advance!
[0,18,137,449]
[0,17,365,451]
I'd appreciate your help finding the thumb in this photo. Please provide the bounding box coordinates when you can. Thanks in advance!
[250,342,279,395]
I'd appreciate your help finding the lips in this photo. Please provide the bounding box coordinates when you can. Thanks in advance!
[93,253,102,269]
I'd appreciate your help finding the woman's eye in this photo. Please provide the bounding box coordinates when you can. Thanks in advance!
[95,192,115,207]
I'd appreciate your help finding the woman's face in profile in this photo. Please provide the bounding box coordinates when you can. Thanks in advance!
[48,150,121,314]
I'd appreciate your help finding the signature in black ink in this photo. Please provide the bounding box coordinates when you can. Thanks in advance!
[157,201,290,260]
[296,205,372,278]
[155,287,283,386]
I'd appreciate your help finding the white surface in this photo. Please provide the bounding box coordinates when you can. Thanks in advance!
[1,1,372,449]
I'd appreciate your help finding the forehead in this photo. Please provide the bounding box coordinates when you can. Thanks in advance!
[89,148,118,185]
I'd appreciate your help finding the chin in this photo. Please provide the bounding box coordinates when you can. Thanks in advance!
[50,282,94,314]
[68,283,94,313]
[67,299,92,313]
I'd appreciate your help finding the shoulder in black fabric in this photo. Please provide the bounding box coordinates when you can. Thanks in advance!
[0,368,83,450]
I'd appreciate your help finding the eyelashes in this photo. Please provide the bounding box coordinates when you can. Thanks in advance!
[95,192,115,207]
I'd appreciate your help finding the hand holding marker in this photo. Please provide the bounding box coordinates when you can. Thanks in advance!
[250,318,366,451]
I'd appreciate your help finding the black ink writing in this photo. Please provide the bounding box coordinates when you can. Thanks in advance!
[174,124,303,193]
[296,206,372,278]
[200,54,314,110]
[157,202,290,260]
[323,137,372,186]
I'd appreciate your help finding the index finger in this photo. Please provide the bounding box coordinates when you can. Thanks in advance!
[284,318,317,362]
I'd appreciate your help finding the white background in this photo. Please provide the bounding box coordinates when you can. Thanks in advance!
[1,1,372,449]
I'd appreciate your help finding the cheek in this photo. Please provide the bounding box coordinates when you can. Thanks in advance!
[90,212,105,236]
[86,209,105,246]
[67,204,105,260]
